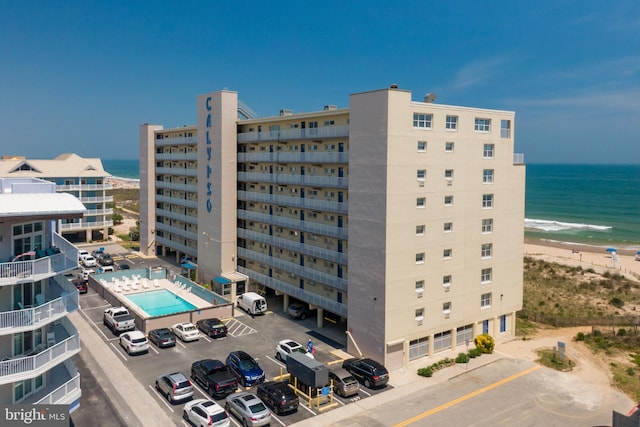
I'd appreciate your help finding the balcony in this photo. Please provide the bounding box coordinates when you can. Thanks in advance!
[238,267,347,317]
[155,152,198,161]
[238,210,348,240]
[238,151,348,164]
[237,125,349,143]
[155,136,197,147]
[156,208,198,225]
[155,223,198,242]
[156,195,198,209]
[79,195,114,203]
[238,172,348,189]
[59,220,113,231]
[156,181,198,192]
[513,153,525,165]
[27,359,81,406]
[0,233,78,287]
[56,183,113,191]
[0,277,79,335]
[155,236,197,258]
[84,208,114,216]
[0,317,80,385]
[156,167,198,177]
[238,191,348,214]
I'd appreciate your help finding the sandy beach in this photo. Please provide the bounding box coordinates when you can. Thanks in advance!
[106,176,139,189]
[525,239,640,282]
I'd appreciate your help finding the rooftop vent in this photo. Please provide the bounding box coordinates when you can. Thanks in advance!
[424,93,437,103]
[323,105,337,111]
[390,83,399,89]
[280,109,293,116]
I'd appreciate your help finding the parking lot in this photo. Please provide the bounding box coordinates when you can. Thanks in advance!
[73,244,391,426]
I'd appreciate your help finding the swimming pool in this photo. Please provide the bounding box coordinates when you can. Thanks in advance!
[125,289,197,317]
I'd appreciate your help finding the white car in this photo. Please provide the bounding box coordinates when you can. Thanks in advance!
[78,250,90,263]
[183,399,230,427]
[119,331,149,355]
[172,322,200,342]
[82,255,97,268]
[275,339,314,362]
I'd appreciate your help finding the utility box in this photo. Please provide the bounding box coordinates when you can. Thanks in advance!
[286,352,328,388]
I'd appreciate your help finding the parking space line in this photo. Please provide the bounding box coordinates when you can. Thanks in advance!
[81,303,111,311]
[200,335,211,343]
[149,345,159,355]
[265,355,284,367]
[229,417,241,427]
[359,388,372,397]
[271,413,285,426]
[298,401,317,415]
[110,342,127,362]
[176,340,187,349]
[147,384,174,412]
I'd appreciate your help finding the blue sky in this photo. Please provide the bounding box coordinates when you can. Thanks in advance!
[1,1,639,163]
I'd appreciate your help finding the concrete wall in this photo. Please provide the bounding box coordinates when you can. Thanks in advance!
[139,124,163,256]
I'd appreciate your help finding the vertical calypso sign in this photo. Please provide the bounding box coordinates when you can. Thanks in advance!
[205,96,213,213]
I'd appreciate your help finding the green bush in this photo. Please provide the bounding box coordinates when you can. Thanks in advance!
[474,334,495,354]
[417,367,433,377]
[610,297,624,308]
[456,353,470,363]
[576,332,585,341]
[469,348,482,358]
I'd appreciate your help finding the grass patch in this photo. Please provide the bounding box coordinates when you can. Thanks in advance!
[516,318,538,340]
[611,363,640,402]
[535,348,574,371]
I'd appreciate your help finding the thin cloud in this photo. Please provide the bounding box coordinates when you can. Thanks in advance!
[451,57,508,89]
[508,87,640,114]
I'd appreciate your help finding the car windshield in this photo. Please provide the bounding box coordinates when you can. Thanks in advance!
[132,338,147,344]
[249,402,267,413]
[158,330,172,337]
[239,359,257,370]
[183,325,196,332]
[291,347,307,354]
[343,375,357,383]
[211,412,228,422]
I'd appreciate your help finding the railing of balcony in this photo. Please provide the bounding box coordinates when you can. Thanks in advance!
[155,152,198,161]
[513,153,525,165]
[238,229,347,265]
[0,289,78,332]
[79,196,114,203]
[238,191,348,214]
[238,172,348,189]
[34,359,80,405]
[0,320,80,384]
[59,220,113,231]
[156,167,198,177]
[238,267,347,317]
[237,210,348,240]
[155,181,198,192]
[238,151,349,164]
[156,209,198,225]
[155,236,197,258]
[237,125,349,143]
[84,208,114,216]
[155,136,197,147]
[56,183,114,191]
[155,223,198,242]
[156,195,199,209]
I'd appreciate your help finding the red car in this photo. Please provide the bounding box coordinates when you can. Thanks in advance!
[72,278,88,294]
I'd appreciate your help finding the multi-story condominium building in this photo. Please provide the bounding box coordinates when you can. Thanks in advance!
[0,177,84,411]
[0,153,113,242]
[139,86,525,369]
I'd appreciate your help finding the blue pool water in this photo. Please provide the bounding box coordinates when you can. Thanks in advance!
[125,289,197,317]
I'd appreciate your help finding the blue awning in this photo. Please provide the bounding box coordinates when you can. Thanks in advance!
[214,277,231,285]
[181,262,197,269]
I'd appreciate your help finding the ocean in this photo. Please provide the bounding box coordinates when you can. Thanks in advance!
[103,159,640,250]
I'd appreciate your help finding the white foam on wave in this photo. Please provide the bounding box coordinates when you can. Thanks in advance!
[524,218,612,232]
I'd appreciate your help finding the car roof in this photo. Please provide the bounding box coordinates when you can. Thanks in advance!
[163,372,188,382]
[198,359,225,368]
[230,350,252,359]
[152,328,172,334]
[235,392,259,403]
[175,322,194,327]
[330,368,354,378]
[280,339,301,348]
[128,331,146,339]
[197,399,225,414]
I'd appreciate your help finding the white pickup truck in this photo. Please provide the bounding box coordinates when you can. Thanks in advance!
[103,307,135,335]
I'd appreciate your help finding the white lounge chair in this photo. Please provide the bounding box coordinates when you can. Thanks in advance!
[131,283,138,291]
[153,279,160,288]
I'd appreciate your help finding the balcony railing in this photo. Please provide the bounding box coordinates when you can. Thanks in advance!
[155,223,198,242]
[156,167,198,177]
[513,153,525,165]
[156,208,198,225]
[79,195,114,203]
[155,152,198,161]
[238,172,348,189]
[155,136,197,147]
[59,220,113,231]
[56,183,113,191]
[237,125,349,143]
[238,151,349,164]
[0,233,78,286]
[155,236,197,258]
[238,210,348,240]
[156,195,198,209]
[155,181,198,192]
[238,191,348,214]
[33,359,80,405]
[0,278,79,334]
[84,208,114,216]
[0,319,80,385]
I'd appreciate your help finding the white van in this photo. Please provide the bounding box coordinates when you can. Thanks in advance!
[237,292,267,315]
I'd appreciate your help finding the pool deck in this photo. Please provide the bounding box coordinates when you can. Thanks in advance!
[95,275,213,311]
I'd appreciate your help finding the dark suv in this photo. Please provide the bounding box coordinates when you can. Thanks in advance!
[196,318,228,338]
[256,381,299,415]
[342,358,389,388]
[226,351,265,387]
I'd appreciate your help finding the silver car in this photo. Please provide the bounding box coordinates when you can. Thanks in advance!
[156,372,194,403]
[329,368,360,397]
[225,392,271,427]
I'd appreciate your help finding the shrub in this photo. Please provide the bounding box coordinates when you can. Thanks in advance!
[417,367,433,377]
[469,348,482,358]
[610,297,624,308]
[627,367,635,376]
[456,353,470,363]
[617,328,627,337]
[474,334,495,354]
[576,332,585,341]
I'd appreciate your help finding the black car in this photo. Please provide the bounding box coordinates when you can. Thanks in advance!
[190,359,238,399]
[118,263,130,270]
[148,328,176,348]
[342,358,389,388]
[196,318,228,338]
[256,381,299,415]
[287,302,315,320]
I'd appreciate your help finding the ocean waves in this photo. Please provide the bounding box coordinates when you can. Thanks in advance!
[524,218,612,233]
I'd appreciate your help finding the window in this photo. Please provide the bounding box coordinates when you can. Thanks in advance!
[483,143,494,158]
[413,113,433,128]
[482,218,493,233]
[417,170,426,180]
[500,120,511,138]
[444,195,453,206]
[481,243,493,258]
[481,268,492,283]
[417,141,427,152]
[481,292,492,308]
[443,275,452,290]
[416,197,426,208]
[500,314,506,332]
[482,319,489,334]
[416,253,425,264]
[445,142,454,152]
[415,308,424,323]
[446,115,458,130]
[443,249,452,259]
[475,118,491,132]
[482,194,493,208]
[415,280,425,297]
[416,225,425,236]
[444,169,454,179]
[444,222,453,232]
[324,120,335,126]
[483,169,494,183]
[443,302,451,313]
